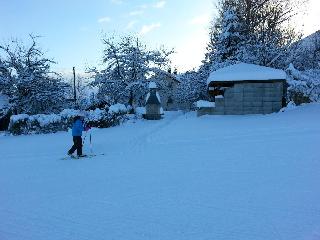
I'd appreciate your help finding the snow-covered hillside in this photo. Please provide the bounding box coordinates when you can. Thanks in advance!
[1,104,320,240]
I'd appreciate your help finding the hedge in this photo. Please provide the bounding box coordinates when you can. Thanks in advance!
[8,104,130,135]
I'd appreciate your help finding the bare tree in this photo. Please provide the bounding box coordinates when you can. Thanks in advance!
[0,35,68,114]
[89,34,174,107]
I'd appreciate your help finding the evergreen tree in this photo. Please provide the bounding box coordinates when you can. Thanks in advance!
[288,31,320,71]
[174,70,208,109]
[206,6,244,71]
[206,0,303,69]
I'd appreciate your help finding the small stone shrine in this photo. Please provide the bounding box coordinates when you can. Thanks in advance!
[144,82,162,120]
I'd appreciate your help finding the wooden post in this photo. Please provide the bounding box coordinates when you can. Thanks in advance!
[73,67,77,108]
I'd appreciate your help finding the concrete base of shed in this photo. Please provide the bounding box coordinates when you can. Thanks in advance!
[198,82,285,116]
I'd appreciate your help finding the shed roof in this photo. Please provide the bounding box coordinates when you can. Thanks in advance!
[207,63,286,85]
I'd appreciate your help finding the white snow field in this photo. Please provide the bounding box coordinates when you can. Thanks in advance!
[1,103,320,240]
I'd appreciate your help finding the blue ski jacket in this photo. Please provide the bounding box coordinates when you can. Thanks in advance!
[72,119,84,136]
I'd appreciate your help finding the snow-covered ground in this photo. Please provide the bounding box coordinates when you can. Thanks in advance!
[1,104,320,240]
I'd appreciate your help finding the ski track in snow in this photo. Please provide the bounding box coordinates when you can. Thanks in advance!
[0,104,320,240]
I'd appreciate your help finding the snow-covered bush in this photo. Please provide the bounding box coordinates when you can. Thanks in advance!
[85,105,127,128]
[28,114,62,134]
[9,113,70,135]
[106,104,130,127]
[84,109,111,129]
[134,107,146,118]
[286,64,320,105]
[8,104,130,135]
[77,104,129,129]
[8,114,29,135]
[108,103,128,115]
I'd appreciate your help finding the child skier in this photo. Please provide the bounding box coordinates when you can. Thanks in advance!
[67,116,90,157]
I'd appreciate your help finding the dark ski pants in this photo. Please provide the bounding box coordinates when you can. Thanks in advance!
[68,136,82,156]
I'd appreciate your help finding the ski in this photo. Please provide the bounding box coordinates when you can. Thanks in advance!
[60,153,105,160]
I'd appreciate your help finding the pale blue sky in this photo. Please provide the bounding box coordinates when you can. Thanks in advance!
[0,0,319,74]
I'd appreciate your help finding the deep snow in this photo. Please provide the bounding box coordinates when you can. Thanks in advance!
[1,104,320,240]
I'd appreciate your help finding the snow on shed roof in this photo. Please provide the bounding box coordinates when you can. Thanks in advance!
[207,63,286,84]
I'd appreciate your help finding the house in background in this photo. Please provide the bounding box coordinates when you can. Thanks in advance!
[155,71,181,111]
[198,63,287,116]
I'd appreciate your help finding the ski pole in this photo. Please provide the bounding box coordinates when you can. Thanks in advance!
[89,132,93,154]
[82,131,88,145]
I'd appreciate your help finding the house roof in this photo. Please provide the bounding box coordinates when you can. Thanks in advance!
[207,63,286,85]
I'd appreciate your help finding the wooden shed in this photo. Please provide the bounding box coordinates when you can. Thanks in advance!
[200,63,287,115]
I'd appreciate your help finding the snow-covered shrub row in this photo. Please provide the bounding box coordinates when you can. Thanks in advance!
[8,104,130,135]
[9,113,64,135]
[86,104,130,128]
[108,103,129,115]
